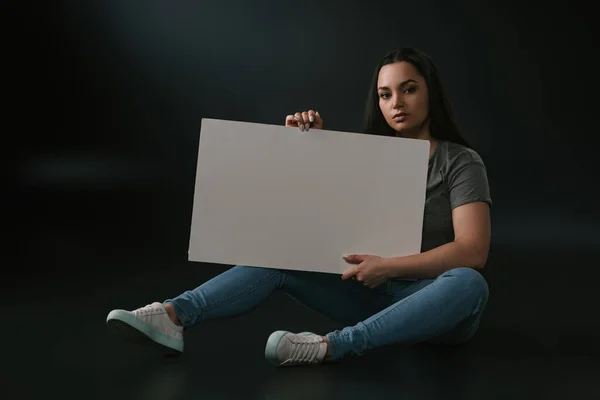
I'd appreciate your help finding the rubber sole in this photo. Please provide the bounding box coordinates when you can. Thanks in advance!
[106,310,184,354]
[265,330,289,366]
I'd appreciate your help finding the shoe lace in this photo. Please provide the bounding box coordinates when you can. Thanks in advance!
[288,335,322,363]
[136,303,161,316]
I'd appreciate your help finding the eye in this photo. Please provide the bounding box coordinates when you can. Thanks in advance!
[403,86,417,94]
[379,92,391,99]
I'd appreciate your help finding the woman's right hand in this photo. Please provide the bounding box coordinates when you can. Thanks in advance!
[285,110,323,131]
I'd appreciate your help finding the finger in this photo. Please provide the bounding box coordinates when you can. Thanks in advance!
[294,112,306,131]
[343,254,365,264]
[313,111,323,128]
[286,114,303,128]
[308,110,316,125]
[285,115,299,127]
[341,267,358,280]
[301,111,310,130]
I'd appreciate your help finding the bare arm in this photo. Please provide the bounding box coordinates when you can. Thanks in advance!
[383,201,491,279]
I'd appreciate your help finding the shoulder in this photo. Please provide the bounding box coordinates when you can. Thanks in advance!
[437,141,487,176]
[443,141,485,167]
[437,140,492,207]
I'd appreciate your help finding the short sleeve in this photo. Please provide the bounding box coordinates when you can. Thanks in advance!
[447,156,492,210]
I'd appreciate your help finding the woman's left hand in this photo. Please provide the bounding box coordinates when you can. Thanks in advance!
[341,254,390,288]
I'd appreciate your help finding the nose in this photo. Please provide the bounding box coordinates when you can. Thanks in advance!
[392,94,404,109]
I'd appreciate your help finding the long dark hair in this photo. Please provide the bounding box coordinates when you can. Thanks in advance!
[362,48,470,147]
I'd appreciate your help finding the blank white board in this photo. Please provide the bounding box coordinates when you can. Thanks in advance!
[188,119,430,274]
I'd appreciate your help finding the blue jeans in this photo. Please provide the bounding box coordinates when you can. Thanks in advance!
[164,266,488,361]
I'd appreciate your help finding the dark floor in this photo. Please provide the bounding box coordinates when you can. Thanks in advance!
[5,246,600,399]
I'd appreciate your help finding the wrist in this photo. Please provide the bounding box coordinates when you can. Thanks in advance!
[381,256,401,279]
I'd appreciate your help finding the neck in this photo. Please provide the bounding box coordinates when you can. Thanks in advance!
[395,122,438,157]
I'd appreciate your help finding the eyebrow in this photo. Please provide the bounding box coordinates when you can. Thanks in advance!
[377,79,418,91]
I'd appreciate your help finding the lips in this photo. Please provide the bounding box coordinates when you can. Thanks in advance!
[392,113,407,121]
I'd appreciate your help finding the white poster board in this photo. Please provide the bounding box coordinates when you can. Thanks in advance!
[188,119,429,274]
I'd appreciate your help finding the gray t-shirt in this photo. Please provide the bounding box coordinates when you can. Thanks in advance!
[421,140,492,253]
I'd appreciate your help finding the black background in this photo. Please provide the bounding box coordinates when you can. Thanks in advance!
[5,0,599,397]
[11,0,598,270]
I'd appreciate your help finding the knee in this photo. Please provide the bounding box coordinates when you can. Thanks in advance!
[440,267,489,302]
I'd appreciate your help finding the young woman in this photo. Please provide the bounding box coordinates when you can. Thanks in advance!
[106,47,492,367]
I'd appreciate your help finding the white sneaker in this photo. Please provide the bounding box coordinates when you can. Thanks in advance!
[106,302,184,353]
[265,331,328,366]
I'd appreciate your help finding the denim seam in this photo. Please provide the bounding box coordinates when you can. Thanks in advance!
[326,332,343,360]
[167,301,191,327]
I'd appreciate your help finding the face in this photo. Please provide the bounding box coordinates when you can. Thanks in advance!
[377,61,429,138]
